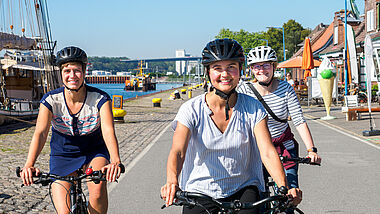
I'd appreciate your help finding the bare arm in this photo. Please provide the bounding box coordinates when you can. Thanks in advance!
[254,117,287,188]
[295,122,321,163]
[22,104,52,185]
[99,100,122,181]
[255,117,302,205]
[161,122,191,206]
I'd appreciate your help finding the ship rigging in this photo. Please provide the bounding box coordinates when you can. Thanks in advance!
[0,0,61,125]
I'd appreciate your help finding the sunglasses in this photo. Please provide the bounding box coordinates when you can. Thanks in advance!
[252,63,272,70]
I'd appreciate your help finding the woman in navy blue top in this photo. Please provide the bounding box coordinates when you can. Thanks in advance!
[20,47,123,214]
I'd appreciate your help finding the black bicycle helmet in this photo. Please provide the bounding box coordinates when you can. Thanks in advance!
[56,46,88,68]
[201,38,245,66]
[201,39,244,121]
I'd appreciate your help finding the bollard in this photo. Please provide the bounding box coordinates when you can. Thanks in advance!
[188,90,192,98]
[112,109,126,123]
[152,98,162,107]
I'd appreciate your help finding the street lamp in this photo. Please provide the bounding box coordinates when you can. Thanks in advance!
[344,0,348,95]
[267,26,286,75]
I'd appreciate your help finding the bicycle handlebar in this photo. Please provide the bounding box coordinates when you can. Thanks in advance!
[162,190,292,213]
[16,163,125,186]
[280,156,320,166]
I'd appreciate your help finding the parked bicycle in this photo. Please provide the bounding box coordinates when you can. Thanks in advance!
[161,189,294,214]
[16,164,125,214]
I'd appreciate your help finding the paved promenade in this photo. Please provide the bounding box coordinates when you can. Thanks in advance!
[1,85,380,213]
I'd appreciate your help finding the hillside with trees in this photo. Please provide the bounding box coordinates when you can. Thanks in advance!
[89,19,310,73]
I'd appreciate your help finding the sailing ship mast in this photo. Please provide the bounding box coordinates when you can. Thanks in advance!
[0,0,60,121]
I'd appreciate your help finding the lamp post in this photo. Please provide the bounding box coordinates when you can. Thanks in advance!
[267,26,286,75]
[344,0,348,95]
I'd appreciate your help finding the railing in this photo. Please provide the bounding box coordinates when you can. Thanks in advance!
[0,99,40,116]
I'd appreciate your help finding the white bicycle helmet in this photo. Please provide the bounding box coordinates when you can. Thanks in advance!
[247,46,277,66]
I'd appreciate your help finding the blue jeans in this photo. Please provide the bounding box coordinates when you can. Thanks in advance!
[285,147,299,189]
[284,147,299,214]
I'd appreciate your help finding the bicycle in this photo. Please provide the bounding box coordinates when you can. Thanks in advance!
[263,156,321,214]
[161,189,294,214]
[16,164,125,214]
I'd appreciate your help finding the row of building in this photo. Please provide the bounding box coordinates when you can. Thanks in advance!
[289,0,380,89]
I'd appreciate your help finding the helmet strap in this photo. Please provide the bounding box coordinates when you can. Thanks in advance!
[212,86,236,121]
[258,68,275,87]
[258,77,274,87]
[63,81,85,92]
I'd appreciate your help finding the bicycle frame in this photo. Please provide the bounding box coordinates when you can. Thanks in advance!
[69,170,88,214]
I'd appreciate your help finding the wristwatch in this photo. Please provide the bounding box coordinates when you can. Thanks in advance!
[307,147,318,153]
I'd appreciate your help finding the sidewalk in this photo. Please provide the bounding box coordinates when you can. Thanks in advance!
[301,104,380,145]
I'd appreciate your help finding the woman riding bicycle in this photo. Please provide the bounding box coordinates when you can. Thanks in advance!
[20,46,123,214]
[161,39,302,214]
[237,46,322,213]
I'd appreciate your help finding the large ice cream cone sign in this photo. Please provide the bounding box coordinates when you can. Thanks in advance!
[317,57,336,120]
[318,77,334,117]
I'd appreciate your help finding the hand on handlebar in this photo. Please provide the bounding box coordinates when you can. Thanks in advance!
[287,188,302,206]
[101,163,125,182]
[306,152,322,165]
[160,182,180,207]
[19,166,40,186]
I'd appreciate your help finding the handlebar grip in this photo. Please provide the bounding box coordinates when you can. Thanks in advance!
[16,167,21,177]
[175,190,183,198]
[119,163,125,173]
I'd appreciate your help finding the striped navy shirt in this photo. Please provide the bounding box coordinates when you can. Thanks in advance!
[237,80,306,150]
[172,93,267,198]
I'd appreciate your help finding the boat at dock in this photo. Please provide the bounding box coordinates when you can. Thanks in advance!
[124,61,156,92]
[0,0,60,125]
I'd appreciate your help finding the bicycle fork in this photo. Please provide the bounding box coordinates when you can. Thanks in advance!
[70,180,88,214]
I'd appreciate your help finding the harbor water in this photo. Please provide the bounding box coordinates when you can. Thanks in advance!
[87,83,183,100]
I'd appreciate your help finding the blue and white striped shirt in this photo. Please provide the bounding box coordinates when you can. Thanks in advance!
[237,80,306,149]
[172,93,267,199]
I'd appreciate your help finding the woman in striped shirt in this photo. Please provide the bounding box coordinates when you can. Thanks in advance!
[161,39,302,214]
[238,46,321,214]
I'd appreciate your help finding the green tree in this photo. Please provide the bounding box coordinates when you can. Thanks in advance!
[283,19,311,59]
[215,20,311,63]
[215,28,267,53]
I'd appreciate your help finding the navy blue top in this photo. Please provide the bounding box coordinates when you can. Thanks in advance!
[41,85,111,176]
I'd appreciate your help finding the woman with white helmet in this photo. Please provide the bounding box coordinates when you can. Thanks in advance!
[238,46,321,213]
[161,39,302,213]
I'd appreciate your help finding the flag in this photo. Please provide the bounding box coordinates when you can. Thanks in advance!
[364,35,375,112]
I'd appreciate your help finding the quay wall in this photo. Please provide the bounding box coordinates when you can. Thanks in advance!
[85,76,127,84]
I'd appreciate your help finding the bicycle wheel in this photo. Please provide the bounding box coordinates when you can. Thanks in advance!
[75,195,88,214]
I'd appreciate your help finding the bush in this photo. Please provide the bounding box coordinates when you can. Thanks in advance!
[372,84,378,96]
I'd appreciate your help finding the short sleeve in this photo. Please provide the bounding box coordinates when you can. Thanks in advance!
[97,93,111,110]
[172,100,196,132]
[252,100,267,127]
[40,91,54,112]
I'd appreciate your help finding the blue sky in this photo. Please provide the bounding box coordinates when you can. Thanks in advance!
[47,0,365,59]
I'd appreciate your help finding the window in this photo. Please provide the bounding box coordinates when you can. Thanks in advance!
[367,9,375,32]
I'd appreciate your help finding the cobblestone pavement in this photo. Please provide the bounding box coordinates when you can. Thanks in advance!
[0,86,202,214]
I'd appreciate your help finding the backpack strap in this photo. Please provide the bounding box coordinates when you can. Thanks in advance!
[247,83,287,123]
